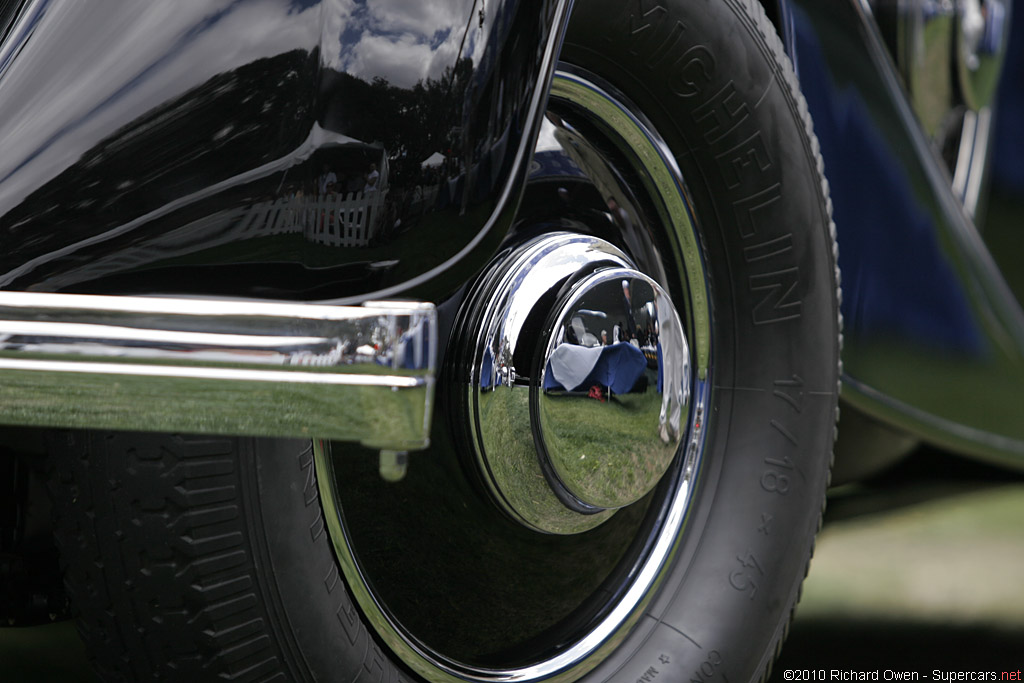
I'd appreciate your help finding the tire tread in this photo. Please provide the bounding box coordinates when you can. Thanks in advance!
[48,432,297,683]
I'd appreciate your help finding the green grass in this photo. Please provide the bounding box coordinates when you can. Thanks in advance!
[475,377,675,531]
[539,385,674,507]
[0,367,429,447]
[476,386,618,532]
[911,15,955,137]
[797,485,1024,626]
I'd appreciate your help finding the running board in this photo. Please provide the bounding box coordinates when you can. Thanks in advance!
[0,292,436,450]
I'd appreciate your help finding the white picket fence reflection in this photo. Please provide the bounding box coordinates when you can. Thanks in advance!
[30,191,387,291]
[238,191,383,247]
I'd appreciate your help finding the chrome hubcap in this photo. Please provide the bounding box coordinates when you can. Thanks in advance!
[316,67,713,683]
[468,234,691,533]
[541,266,690,510]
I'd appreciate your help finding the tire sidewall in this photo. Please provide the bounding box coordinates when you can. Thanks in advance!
[560,1,839,681]
[252,439,414,682]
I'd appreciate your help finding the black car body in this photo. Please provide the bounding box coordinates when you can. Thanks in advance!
[0,1,1019,682]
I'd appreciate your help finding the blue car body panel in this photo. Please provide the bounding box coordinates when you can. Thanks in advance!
[778,0,1024,466]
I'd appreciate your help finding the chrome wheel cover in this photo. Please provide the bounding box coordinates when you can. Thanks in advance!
[466,233,691,534]
[316,68,713,683]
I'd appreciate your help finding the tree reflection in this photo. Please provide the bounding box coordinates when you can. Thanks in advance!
[321,58,473,189]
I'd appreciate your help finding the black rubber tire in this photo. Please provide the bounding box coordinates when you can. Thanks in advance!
[48,432,403,683]
[556,0,841,681]
[46,1,840,682]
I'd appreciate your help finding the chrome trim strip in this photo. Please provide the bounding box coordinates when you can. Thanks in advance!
[0,359,426,387]
[952,108,978,203]
[0,292,436,449]
[963,106,992,218]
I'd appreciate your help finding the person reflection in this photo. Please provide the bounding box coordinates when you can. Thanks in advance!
[655,293,687,444]
[318,164,337,196]
[621,280,637,338]
[364,162,379,194]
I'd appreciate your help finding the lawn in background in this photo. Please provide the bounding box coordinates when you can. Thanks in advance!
[769,186,1024,678]
[771,483,1024,675]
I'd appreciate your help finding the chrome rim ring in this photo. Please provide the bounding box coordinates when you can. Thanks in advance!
[315,68,714,683]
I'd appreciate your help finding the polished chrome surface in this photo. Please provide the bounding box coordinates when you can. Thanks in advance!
[957,0,1011,111]
[874,0,957,136]
[473,234,633,393]
[313,66,713,683]
[470,233,634,534]
[951,0,1009,217]
[538,267,689,511]
[951,106,993,216]
[547,71,712,378]
[869,0,1006,212]
[318,380,712,683]
[0,292,436,448]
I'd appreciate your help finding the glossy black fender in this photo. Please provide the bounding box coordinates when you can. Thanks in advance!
[0,0,569,303]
